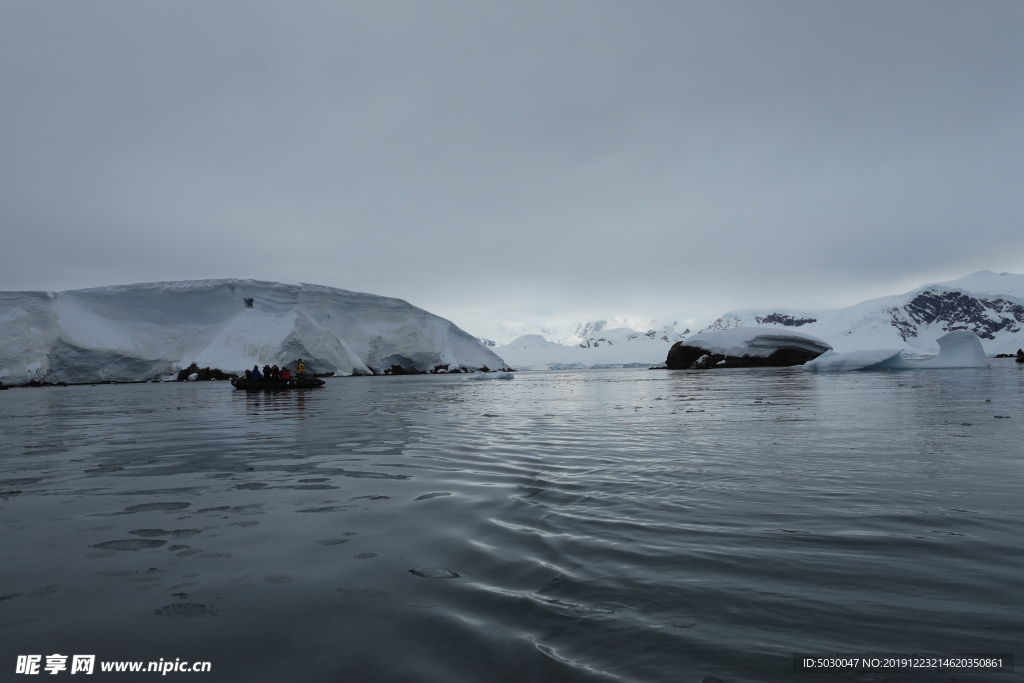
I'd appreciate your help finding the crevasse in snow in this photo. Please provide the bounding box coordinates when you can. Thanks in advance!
[0,279,508,383]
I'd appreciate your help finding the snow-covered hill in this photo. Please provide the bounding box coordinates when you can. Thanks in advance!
[0,280,507,384]
[705,271,1024,356]
[494,328,683,371]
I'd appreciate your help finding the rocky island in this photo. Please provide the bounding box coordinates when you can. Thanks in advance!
[666,328,831,369]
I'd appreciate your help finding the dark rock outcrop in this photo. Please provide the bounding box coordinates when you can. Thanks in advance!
[175,364,235,381]
[383,364,423,375]
[666,343,823,369]
[754,314,817,327]
[886,290,1024,341]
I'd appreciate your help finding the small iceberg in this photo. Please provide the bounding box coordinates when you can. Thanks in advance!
[469,371,515,380]
[802,330,990,372]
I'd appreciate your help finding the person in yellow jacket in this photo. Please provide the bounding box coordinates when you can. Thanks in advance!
[296,359,305,377]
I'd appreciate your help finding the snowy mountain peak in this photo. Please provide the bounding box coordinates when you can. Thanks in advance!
[918,270,1024,298]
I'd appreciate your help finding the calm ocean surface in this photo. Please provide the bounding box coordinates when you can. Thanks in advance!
[1,365,1022,682]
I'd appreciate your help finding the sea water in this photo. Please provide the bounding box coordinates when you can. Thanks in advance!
[1,365,1021,682]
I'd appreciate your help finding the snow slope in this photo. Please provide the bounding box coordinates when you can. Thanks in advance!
[0,280,507,384]
[803,330,991,372]
[705,271,1024,356]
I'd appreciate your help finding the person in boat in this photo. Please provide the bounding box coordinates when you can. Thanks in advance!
[270,365,280,380]
[245,368,252,380]
[251,365,262,381]
[296,359,305,376]
[281,367,291,379]
[263,365,272,380]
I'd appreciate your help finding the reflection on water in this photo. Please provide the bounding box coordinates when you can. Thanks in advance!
[1,365,1022,682]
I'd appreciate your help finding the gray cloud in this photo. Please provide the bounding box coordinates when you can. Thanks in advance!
[2,1,1022,325]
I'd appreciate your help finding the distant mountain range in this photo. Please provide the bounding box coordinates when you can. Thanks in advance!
[470,317,690,348]
[470,271,1024,368]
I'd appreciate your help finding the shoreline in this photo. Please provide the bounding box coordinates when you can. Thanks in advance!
[2,356,1018,389]
[0,368,521,389]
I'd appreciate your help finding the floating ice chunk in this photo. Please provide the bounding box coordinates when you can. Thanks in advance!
[803,330,990,372]
[469,371,514,380]
[801,349,905,372]
[915,329,992,368]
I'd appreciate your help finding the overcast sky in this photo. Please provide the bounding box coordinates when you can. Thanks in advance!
[2,1,1022,328]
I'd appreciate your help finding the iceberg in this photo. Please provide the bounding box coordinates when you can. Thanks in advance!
[802,330,990,372]
[0,279,509,384]
[468,371,515,380]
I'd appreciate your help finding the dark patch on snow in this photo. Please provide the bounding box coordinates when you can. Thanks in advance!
[755,313,817,327]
